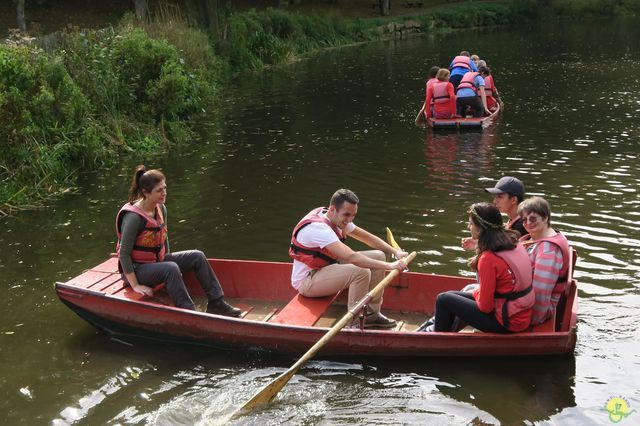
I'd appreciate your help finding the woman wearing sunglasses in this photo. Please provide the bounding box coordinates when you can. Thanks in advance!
[518,196,571,325]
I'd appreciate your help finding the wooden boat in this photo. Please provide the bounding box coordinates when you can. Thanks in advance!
[428,102,500,129]
[55,253,577,357]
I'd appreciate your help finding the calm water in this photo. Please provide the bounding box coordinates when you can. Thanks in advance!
[2,18,640,425]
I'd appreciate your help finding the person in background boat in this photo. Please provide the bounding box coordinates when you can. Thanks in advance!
[471,54,480,68]
[480,66,501,112]
[462,176,528,251]
[424,68,457,120]
[456,66,490,118]
[290,189,408,329]
[116,165,242,317]
[415,66,440,124]
[518,196,571,325]
[418,203,534,333]
[448,50,478,89]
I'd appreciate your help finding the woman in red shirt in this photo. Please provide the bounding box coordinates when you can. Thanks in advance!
[419,202,534,333]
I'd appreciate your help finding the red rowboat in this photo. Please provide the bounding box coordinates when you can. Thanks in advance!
[428,102,501,129]
[55,254,577,357]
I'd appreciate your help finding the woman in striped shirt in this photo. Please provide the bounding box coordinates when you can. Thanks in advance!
[518,197,571,325]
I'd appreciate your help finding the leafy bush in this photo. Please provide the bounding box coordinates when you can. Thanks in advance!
[0,44,109,209]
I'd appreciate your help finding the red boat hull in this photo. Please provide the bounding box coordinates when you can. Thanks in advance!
[428,103,501,129]
[55,257,577,357]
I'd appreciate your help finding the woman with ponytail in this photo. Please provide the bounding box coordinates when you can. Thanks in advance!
[115,165,241,317]
[419,202,534,333]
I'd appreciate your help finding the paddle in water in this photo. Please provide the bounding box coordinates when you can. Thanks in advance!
[232,246,416,418]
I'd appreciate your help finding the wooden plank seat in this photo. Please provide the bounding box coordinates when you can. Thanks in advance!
[270,290,345,327]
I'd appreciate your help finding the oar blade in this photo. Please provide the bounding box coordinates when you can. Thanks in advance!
[234,369,295,416]
[385,227,400,249]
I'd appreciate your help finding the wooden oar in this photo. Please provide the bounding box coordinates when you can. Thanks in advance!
[233,250,417,418]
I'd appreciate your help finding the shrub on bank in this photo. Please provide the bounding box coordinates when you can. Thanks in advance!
[219,8,377,71]
[58,24,221,149]
[1,21,224,213]
[0,44,108,211]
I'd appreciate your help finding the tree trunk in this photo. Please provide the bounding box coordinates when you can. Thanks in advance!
[133,0,149,21]
[204,0,220,35]
[16,0,27,32]
[381,0,390,16]
[182,0,222,35]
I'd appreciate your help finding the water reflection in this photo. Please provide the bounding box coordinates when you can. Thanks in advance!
[423,128,498,195]
[434,357,576,424]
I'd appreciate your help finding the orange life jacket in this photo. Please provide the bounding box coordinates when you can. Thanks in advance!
[457,71,481,95]
[450,55,472,71]
[493,245,535,330]
[116,203,167,264]
[289,207,345,269]
[432,81,451,104]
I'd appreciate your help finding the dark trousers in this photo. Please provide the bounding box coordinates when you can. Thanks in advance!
[132,250,224,310]
[456,96,484,117]
[434,291,509,333]
[450,73,463,90]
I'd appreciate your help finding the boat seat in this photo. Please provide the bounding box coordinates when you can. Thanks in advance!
[270,290,344,327]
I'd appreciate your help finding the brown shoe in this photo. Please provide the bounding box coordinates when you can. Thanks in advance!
[364,312,397,329]
[207,298,242,317]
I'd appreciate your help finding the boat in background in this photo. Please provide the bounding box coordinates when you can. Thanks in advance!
[55,253,577,357]
[428,102,501,129]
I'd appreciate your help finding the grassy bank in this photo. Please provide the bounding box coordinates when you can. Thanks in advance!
[1,0,638,215]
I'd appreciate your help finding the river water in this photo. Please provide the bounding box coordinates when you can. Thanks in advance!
[2,17,640,425]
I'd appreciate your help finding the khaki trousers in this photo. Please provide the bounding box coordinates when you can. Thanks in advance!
[297,250,386,314]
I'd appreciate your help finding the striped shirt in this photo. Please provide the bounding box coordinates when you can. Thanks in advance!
[527,241,564,325]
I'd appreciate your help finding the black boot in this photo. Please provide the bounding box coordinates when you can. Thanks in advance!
[207,298,242,317]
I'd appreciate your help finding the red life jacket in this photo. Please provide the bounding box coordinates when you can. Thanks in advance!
[289,207,345,269]
[432,81,451,104]
[493,245,535,330]
[450,55,472,71]
[116,203,167,264]
[457,72,480,95]
[520,232,571,295]
[484,75,495,98]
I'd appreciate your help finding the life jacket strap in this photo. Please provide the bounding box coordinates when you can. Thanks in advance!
[133,244,164,253]
[494,285,533,330]
[290,243,337,265]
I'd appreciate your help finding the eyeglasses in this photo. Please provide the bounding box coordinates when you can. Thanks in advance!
[521,215,541,225]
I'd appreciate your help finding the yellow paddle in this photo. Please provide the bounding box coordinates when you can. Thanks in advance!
[232,249,417,418]
[385,227,401,250]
